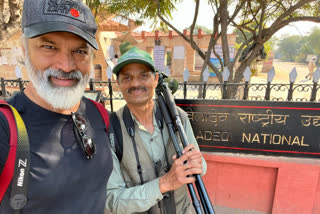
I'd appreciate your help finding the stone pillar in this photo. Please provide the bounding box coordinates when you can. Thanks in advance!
[169,30,173,39]
[185,45,195,72]
[141,31,146,40]
[198,28,203,39]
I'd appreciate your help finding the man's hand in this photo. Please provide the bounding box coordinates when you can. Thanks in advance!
[159,144,203,194]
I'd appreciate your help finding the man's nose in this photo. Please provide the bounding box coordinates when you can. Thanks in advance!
[55,51,76,72]
[130,76,142,86]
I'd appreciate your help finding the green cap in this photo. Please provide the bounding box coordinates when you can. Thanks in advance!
[113,47,155,76]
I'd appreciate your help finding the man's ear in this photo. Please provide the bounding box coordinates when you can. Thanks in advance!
[154,73,159,87]
[155,73,159,81]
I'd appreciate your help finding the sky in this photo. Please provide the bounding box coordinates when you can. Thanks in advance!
[136,0,320,37]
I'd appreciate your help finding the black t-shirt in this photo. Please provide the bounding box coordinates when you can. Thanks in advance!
[0,92,113,214]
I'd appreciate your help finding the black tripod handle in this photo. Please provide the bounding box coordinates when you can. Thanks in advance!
[155,76,215,214]
[157,96,203,214]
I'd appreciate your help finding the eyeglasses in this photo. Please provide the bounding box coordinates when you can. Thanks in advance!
[72,112,96,159]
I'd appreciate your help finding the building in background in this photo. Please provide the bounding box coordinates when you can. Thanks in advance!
[0,12,236,82]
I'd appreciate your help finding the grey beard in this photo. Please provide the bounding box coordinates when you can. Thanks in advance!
[25,54,90,110]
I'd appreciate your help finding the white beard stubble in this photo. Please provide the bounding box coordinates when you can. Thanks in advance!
[24,51,90,110]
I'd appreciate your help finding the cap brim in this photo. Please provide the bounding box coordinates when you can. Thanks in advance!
[113,58,155,76]
[24,22,99,50]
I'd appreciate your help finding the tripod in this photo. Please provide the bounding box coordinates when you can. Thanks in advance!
[155,73,215,214]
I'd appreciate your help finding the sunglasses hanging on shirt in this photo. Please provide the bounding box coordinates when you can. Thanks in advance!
[72,112,96,159]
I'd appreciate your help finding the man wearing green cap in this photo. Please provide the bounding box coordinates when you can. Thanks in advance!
[106,47,207,214]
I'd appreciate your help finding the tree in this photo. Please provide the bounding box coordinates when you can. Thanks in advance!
[186,25,213,35]
[155,0,320,97]
[274,27,320,63]
[307,27,320,57]
[277,35,303,62]
[0,0,23,46]
[89,0,181,29]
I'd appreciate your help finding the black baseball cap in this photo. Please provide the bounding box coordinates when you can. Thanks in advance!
[22,0,99,50]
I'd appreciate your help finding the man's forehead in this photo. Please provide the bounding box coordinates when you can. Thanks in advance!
[120,63,152,74]
[32,32,89,47]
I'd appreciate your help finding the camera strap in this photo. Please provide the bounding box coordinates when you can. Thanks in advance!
[0,101,30,214]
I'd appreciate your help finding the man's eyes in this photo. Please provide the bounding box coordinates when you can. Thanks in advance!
[40,45,88,55]
[41,45,55,50]
[74,49,88,55]
[122,76,130,81]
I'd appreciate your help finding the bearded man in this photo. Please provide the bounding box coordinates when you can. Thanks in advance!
[0,0,113,213]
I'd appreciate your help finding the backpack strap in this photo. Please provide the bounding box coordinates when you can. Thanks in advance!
[0,100,30,213]
[88,99,110,132]
[107,103,166,163]
[123,105,144,184]
[108,112,123,161]
[153,102,163,131]
[0,101,17,202]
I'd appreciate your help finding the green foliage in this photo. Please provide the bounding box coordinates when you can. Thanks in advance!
[186,25,213,35]
[308,27,320,56]
[233,22,275,59]
[275,27,320,62]
[86,0,181,31]
[96,0,181,25]
[277,35,303,62]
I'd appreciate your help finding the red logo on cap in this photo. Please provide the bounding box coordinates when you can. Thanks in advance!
[70,9,79,17]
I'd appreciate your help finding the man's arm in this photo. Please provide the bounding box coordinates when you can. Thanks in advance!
[106,150,164,214]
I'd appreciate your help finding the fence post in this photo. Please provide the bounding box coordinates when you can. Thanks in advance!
[310,82,318,102]
[202,82,207,99]
[89,78,95,91]
[222,81,227,99]
[222,67,230,99]
[265,82,271,101]
[265,67,275,101]
[1,78,6,100]
[108,78,114,112]
[18,78,24,91]
[183,81,187,99]
[243,81,249,100]
[287,82,294,101]
[310,67,320,102]
[287,67,297,101]
[243,66,251,100]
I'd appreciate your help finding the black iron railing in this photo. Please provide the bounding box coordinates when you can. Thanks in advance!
[1,78,320,111]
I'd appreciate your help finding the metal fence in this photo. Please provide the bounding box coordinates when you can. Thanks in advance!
[1,77,320,111]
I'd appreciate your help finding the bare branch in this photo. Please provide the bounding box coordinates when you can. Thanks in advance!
[265,16,320,42]
[190,0,200,41]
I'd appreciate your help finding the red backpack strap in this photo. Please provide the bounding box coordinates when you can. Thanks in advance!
[0,100,17,202]
[89,99,110,132]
